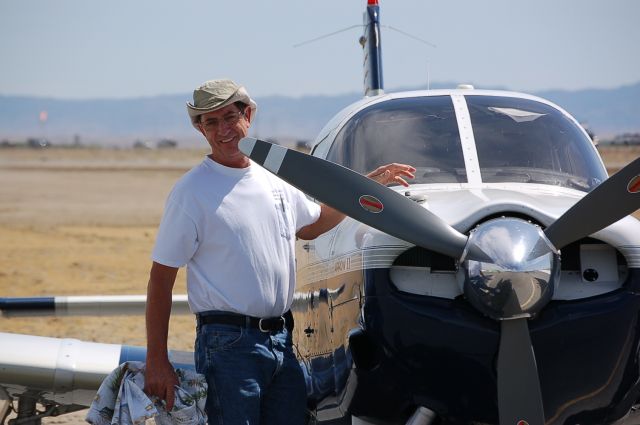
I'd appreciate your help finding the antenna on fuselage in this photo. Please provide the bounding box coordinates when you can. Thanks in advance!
[382,24,436,92]
[292,25,363,48]
[360,0,384,97]
[293,0,432,97]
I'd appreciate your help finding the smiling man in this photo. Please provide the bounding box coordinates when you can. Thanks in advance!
[143,79,415,425]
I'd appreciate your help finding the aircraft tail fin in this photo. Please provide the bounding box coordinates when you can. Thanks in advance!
[361,0,384,96]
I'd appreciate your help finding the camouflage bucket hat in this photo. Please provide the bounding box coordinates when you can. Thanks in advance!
[186,79,257,129]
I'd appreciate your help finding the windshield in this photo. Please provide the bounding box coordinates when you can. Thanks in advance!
[326,94,607,191]
[327,96,467,184]
[467,96,607,191]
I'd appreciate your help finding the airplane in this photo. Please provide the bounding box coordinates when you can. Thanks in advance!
[2,0,640,424]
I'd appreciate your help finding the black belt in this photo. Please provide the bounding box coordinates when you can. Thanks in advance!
[197,310,293,333]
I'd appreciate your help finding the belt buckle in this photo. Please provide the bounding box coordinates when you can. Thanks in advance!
[258,316,285,332]
[258,318,269,332]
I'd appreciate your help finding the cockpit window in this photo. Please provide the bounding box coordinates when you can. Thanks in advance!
[467,96,607,191]
[327,96,467,184]
[326,95,607,191]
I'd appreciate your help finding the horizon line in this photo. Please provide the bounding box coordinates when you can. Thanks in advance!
[1,80,639,102]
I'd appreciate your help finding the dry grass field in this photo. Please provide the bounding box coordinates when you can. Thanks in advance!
[599,145,640,174]
[0,147,210,349]
[0,144,638,423]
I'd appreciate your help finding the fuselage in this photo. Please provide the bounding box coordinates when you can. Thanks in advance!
[292,88,640,424]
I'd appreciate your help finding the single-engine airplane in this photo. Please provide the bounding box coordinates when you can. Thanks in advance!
[2,1,640,424]
[240,1,640,423]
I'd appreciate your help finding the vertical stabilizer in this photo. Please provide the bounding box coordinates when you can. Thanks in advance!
[361,0,384,96]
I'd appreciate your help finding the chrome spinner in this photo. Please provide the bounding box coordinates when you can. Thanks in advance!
[461,217,560,320]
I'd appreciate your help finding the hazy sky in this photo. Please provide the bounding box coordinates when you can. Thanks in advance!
[1,0,639,100]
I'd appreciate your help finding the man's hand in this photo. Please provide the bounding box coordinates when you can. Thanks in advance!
[144,357,179,411]
[297,162,416,240]
[144,262,180,410]
[366,163,416,187]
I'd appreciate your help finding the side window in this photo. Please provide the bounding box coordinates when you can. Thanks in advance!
[327,96,467,184]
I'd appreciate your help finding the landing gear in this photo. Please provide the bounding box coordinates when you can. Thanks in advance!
[7,393,43,425]
[307,406,438,425]
[1,392,85,425]
[405,407,437,425]
[352,407,437,425]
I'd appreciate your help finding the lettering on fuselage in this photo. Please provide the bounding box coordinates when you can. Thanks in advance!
[333,257,352,273]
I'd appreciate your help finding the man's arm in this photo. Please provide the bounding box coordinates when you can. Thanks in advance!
[296,163,416,240]
[296,203,345,240]
[144,261,180,410]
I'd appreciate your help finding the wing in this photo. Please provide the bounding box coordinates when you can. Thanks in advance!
[0,332,194,424]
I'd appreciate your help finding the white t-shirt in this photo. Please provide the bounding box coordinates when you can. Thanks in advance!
[152,157,321,317]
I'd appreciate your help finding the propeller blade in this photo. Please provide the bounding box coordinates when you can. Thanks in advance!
[0,295,190,317]
[497,319,545,425]
[239,137,468,258]
[545,157,640,249]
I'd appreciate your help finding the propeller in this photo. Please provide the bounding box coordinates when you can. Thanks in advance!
[239,137,640,425]
[545,156,640,249]
[238,137,468,258]
[497,319,545,425]
[0,295,190,317]
[462,221,556,425]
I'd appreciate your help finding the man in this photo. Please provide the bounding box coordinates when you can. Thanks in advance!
[144,79,415,425]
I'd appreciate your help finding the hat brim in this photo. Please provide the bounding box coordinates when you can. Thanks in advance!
[186,86,257,130]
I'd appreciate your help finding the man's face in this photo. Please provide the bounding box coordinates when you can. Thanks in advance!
[197,103,252,168]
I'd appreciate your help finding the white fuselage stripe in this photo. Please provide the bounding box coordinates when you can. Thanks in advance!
[451,94,482,185]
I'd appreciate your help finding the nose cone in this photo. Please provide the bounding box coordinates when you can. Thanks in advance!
[461,218,560,320]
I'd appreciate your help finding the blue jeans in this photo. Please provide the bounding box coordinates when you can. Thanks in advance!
[194,319,307,425]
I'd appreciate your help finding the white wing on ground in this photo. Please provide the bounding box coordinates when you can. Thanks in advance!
[0,332,194,424]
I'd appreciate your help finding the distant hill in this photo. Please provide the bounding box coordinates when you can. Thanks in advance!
[535,84,640,137]
[1,82,638,147]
